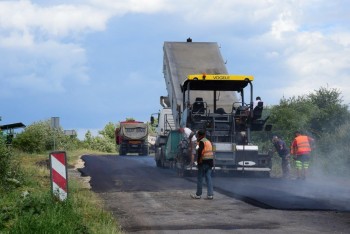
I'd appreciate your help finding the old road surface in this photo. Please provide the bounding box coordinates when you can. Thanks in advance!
[78,155,350,234]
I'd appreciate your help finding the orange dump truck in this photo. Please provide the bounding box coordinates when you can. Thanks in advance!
[115,120,149,156]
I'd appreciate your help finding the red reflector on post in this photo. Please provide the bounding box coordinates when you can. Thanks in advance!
[50,151,68,201]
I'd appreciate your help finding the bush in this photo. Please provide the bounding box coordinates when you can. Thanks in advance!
[0,135,12,186]
[314,121,350,176]
[83,129,116,153]
[83,131,115,153]
[8,193,88,234]
[12,120,81,153]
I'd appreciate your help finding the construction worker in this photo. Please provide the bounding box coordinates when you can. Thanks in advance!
[190,130,214,200]
[291,131,315,180]
[253,96,262,109]
[179,127,197,168]
[272,136,290,178]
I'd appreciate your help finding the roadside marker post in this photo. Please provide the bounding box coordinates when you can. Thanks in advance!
[49,151,68,201]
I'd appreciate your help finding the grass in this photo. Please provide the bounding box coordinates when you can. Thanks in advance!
[0,150,122,234]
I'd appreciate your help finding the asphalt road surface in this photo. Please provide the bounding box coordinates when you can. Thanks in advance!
[78,154,350,234]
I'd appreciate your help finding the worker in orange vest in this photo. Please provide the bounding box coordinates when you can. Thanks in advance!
[190,130,214,200]
[290,131,315,180]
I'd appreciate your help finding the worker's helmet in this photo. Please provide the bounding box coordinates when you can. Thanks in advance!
[196,130,205,137]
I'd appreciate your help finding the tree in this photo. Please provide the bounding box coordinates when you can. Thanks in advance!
[267,87,350,176]
[308,87,350,135]
[83,123,117,153]
[268,95,319,143]
[98,122,117,141]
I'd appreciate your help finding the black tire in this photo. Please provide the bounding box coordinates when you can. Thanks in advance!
[177,167,184,177]
[119,148,127,156]
[155,147,161,167]
[160,146,166,168]
[142,146,149,156]
[259,171,270,178]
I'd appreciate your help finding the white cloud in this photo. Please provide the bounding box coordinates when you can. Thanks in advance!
[0,0,174,97]
[269,29,350,101]
[88,0,172,14]
[1,0,350,130]
[0,31,34,48]
[0,40,88,96]
[271,10,298,39]
[0,1,109,39]
[0,0,102,96]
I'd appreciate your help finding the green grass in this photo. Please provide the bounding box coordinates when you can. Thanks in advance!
[0,150,122,234]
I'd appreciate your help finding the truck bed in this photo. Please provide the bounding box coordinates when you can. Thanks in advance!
[163,42,239,123]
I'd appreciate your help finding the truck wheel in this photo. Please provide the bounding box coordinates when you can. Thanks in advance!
[119,148,127,156]
[160,146,165,168]
[155,147,161,167]
[144,147,149,156]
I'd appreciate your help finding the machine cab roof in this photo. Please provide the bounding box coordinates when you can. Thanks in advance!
[181,74,254,92]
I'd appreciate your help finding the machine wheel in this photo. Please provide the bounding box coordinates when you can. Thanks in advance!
[155,147,162,167]
[175,158,186,177]
[160,146,166,168]
[259,171,270,178]
[177,168,184,177]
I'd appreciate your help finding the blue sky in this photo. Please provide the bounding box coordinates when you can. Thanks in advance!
[1,0,349,139]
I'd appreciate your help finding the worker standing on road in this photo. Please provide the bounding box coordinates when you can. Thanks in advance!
[272,136,291,179]
[191,130,214,200]
[291,131,315,180]
[179,127,197,168]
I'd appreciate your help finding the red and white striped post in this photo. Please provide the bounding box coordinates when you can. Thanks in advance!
[49,151,68,201]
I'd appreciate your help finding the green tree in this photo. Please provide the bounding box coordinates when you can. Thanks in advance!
[267,87,350,176]
[308,87,350,135]
[268,95,319,143]
[98,122,117,141]
[83,123,117,153]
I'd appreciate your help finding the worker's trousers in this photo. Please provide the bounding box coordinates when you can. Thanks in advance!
[196,164,213,197]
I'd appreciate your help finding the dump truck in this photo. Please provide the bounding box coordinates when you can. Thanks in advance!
[152,40,272,176]
[115,120,149,156]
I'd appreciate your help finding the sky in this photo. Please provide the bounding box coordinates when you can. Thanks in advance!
[0,0,349,139]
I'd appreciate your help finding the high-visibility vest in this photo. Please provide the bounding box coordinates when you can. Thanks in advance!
[291,135,312,155]
[200,138,214,160]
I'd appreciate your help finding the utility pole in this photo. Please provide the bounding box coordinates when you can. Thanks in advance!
[50,117,60,150]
